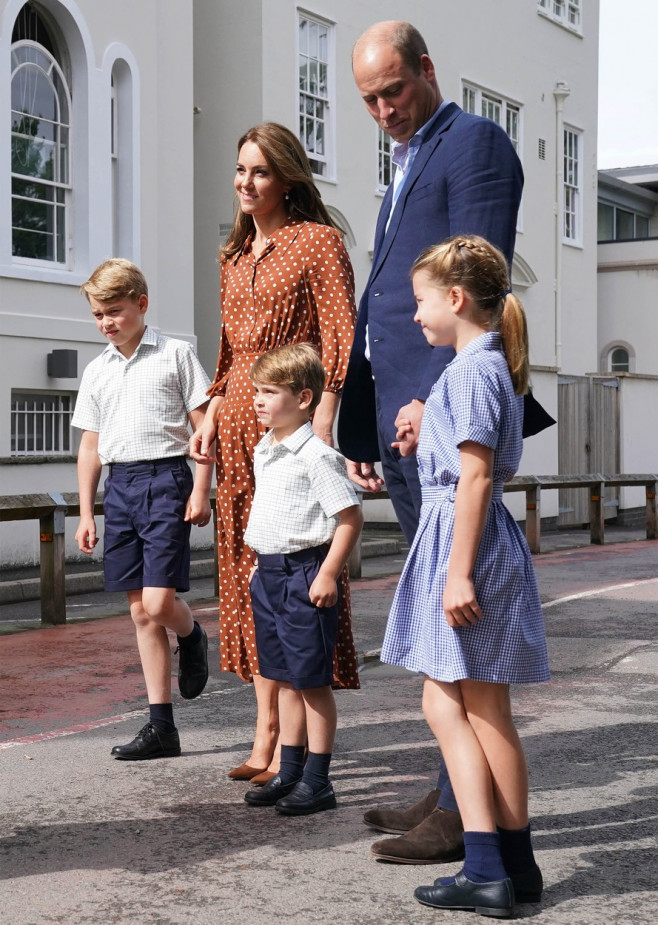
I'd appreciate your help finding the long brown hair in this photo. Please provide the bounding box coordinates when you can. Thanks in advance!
[412,235,530,395]
[222,122,337,261]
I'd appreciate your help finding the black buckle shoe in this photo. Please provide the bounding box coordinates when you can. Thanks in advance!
[414,871,514,918]
[176,622,208,699]
[111,723,181,760]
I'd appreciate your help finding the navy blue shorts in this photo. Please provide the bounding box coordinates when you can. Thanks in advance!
[249,545,339,690]
[102,457,193,593]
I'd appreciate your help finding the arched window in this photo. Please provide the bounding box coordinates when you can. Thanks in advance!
[11,3,71,265]
[609,346,630,373]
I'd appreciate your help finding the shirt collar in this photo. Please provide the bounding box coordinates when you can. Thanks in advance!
[456,331,502,362]
[391,99,451,170]
[238,218,306,264]
[103,325,158,360]
[256,420,314,455]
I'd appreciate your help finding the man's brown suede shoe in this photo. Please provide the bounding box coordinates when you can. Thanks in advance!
[363,788,440,835]
[371,807,465,864]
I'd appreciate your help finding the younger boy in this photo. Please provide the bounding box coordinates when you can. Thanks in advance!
[72,258,212,760]
[242,343,363,815]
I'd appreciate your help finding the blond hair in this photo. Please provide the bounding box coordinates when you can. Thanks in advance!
[80,258,148,303]
[412,235,529,395]
[249,343,325,412]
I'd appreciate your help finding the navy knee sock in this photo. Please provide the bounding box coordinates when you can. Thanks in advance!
[301,751,332,793]
[462,831,508,883]
[149,702,176,734]
[436,761,460,814]
[498,824,536,875]
[279,744,306,785]
[439,831,507,886]
[177,620,202,647]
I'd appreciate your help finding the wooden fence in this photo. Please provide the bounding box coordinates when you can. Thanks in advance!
[2,473,657,624]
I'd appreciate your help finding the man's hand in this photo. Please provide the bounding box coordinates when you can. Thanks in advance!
[346,459,385,492]
[392,399,425,457]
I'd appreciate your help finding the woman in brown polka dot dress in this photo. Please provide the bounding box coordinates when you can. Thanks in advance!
[190,123,359,780]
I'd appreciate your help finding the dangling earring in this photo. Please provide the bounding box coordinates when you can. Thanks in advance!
[284,191,290,201]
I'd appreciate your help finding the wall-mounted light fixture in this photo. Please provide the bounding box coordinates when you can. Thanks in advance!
[47,349,78,378]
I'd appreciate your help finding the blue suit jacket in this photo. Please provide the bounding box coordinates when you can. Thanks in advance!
[337,103,525,461]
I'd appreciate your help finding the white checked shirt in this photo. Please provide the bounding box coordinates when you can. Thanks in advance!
[244,422,360,555]
[72,326,210,464]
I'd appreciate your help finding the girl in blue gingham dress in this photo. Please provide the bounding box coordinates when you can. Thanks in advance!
[384,236,549,918]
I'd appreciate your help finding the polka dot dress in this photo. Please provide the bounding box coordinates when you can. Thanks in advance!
[208,219,360,688]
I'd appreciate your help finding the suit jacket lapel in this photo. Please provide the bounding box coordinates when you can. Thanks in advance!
[370,103,462,279]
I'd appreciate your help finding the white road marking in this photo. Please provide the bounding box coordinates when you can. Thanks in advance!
[543,576,658,609]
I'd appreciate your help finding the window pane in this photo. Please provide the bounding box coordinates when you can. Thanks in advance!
[297,14,332,177]
[11,36,70,264]
[615,209,634,240]
[299,17,308,54]
[597,203,614,241]
[462,87,476,113]
[299,60,308,91]
[610,348,629,372]
[636,215,650,239]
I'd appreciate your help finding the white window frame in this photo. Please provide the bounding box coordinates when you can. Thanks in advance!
[10,38,72,268]
[537,0,582,34]
[376,126,393,194]
[563,126,582,245]
[297,10,335,181]
[609,346,630,374]
[462,82,522,157]
[10,390,76,457]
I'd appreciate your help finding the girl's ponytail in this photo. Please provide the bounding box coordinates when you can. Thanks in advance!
[499,293,529,396]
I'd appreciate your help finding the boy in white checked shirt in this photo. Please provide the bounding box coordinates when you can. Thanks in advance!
[72,258,213,761]
[243,344,363,816]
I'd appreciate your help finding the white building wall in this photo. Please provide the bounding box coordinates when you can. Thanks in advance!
[1,0,197,563]
[598,241,658,375]
[2,0,603,565]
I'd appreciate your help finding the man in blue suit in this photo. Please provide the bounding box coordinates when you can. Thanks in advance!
[338,21,527,869]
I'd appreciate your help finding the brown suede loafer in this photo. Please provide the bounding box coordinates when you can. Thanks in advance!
[371,807,465,864]
[363,787,440,835]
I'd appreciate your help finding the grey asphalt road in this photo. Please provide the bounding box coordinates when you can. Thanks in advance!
[1,537,657,925]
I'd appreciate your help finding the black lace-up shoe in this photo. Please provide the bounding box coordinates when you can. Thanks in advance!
[111,723,181,760]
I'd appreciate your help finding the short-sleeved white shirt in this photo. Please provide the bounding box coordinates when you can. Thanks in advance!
[72,326,210,464]
[244,422,360,555]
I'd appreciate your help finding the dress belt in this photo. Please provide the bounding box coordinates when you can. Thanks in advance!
[421,483,505,503]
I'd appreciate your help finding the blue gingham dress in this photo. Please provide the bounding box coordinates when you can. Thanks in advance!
[381,332,550,684]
